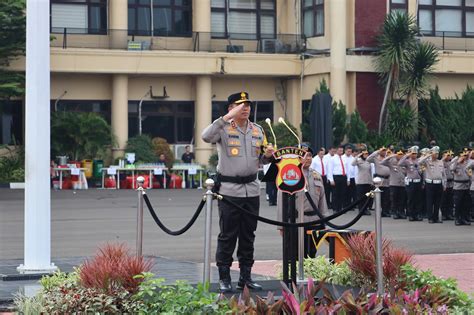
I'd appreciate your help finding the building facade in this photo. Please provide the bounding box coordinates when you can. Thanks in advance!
[4,0,474,164]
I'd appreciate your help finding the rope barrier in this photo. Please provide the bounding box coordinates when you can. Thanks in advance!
[142,192,206,236]
[305,191,371,230]
[218,193,371,228]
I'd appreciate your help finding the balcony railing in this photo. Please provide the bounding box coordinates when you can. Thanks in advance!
[418,31,474,51]
[50,28,305,54]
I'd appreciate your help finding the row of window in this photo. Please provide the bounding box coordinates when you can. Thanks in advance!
[0,100,273,145]
[390,0,474,37]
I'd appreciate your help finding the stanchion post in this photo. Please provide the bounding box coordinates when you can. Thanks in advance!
[203,178,214,284]
[136,176,145,257]
[373,177,384,296]
[298,191,305,282]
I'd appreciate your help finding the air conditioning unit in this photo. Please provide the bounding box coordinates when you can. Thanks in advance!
[261,39,283,53]
[174,144,193,161]
[226,45,244,53]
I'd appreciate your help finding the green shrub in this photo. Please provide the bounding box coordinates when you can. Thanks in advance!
[151,137,174,168]
[303,255,355,287]
[385,102,423,145]
[258,120,300,148]
[400,264,474,311]
[126,134,156,163]
[134,274,228,314]
[332,101,348,146]
[0,145,24,182]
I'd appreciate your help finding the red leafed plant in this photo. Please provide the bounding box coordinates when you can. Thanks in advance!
[79,243,154,294]
[346,232,413,291]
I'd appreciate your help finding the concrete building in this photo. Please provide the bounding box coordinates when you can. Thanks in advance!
[3,0,474,164]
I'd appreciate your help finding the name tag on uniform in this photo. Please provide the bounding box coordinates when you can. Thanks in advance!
[228,140,241,146]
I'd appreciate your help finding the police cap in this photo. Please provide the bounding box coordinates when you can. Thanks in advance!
[228,91,252,106]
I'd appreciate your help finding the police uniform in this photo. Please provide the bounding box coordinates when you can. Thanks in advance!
[201,91,269,291]
[441,150,455,220]
[398,146,422,221]
[450,150,471,226]
[419,147,446,223]
[419,148,430,218]
[351,152,373,215]
[381,152,406,219]
[367,149,391,216]
[467,156,474,221]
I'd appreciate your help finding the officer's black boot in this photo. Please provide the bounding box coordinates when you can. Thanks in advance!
[218,266,232,293]
[236,266,262,291]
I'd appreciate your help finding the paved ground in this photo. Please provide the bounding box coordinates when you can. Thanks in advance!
[0,188,473,309]
[1,189,473,261]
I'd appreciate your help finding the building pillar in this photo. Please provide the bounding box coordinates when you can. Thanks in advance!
[109,0,128,49]
[286,79,302,138]
[112,74,129,159]
[194,76,213,165]
[330,0,347,104]
[193,0,211,51]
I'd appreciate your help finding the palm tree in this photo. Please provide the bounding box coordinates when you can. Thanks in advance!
[375,12,418,134]
[400,41,439,111]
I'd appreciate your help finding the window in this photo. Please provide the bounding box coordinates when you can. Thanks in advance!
[390,0,408,14]
[302,0,324,38]
[128,0,192,37]
[0,101,23,145]
[212,101,273,123]
[51,100,111,123]
[128,101,194,143]
[211,0,276,39]
[418,0,474,37]
[51,0,107,34]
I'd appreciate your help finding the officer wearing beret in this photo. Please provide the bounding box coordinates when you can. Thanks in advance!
[202,92,274,292]
[419,146,446,223]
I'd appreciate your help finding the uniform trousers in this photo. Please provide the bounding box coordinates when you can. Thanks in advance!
[441,187,454,218]
[381,186,391,215]
[406,182,422,219]
[332,175,347,212]
[356,184,373,209]
[470,190,474,220]
[347,178,357,206]
[453,190,470,222]
[216,195,259,267]
[425,183,443,222]
[390,186,406,217]
[322,175,331,209]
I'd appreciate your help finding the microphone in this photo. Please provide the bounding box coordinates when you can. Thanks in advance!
[278,117,301,148]
[265,118,277,149]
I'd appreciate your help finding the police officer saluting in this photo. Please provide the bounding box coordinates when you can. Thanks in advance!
[399,146,422,221]
[201,92,274,293]
[450,148,471,226]
[419,146,446,223]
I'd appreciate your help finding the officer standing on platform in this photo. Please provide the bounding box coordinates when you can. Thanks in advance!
[450,149,471,226]
[201,92,273,293]
[399,146,422,221]
[367,148,391,217]
[419,146,446,223]
[381,150,407,220]
[441,150,455,220]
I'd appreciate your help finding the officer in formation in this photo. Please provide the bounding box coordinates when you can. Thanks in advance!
[351,149,373,215]
[441,150,455,220]
[367,147,391,217]
[277,144,329,257]
[450,149,472,226]
[399,146,422,221]
[381,150,407,220]
[201,91,274,293]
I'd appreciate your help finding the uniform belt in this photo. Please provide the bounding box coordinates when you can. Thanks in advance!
[374,174,389,179]
[407,178,421,183]
[447,179,453,182]
[454,180,469,183]
[217,173,257,184]
[425,179,442,184]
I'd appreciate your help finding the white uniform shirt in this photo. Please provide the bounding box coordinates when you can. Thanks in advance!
[327,154,350,182]
[310,155,328,177]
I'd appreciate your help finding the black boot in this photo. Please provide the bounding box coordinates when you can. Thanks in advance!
[236,266,262,291]
[218,266,232,293]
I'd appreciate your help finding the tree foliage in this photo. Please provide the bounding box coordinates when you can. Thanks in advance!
[385,102,422,145]
[259,120,300,149]
[347,111,369,144]
[332,101,347,146]
[420,86,474,150]
[0,0,26,99]
[51,112,113,161]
